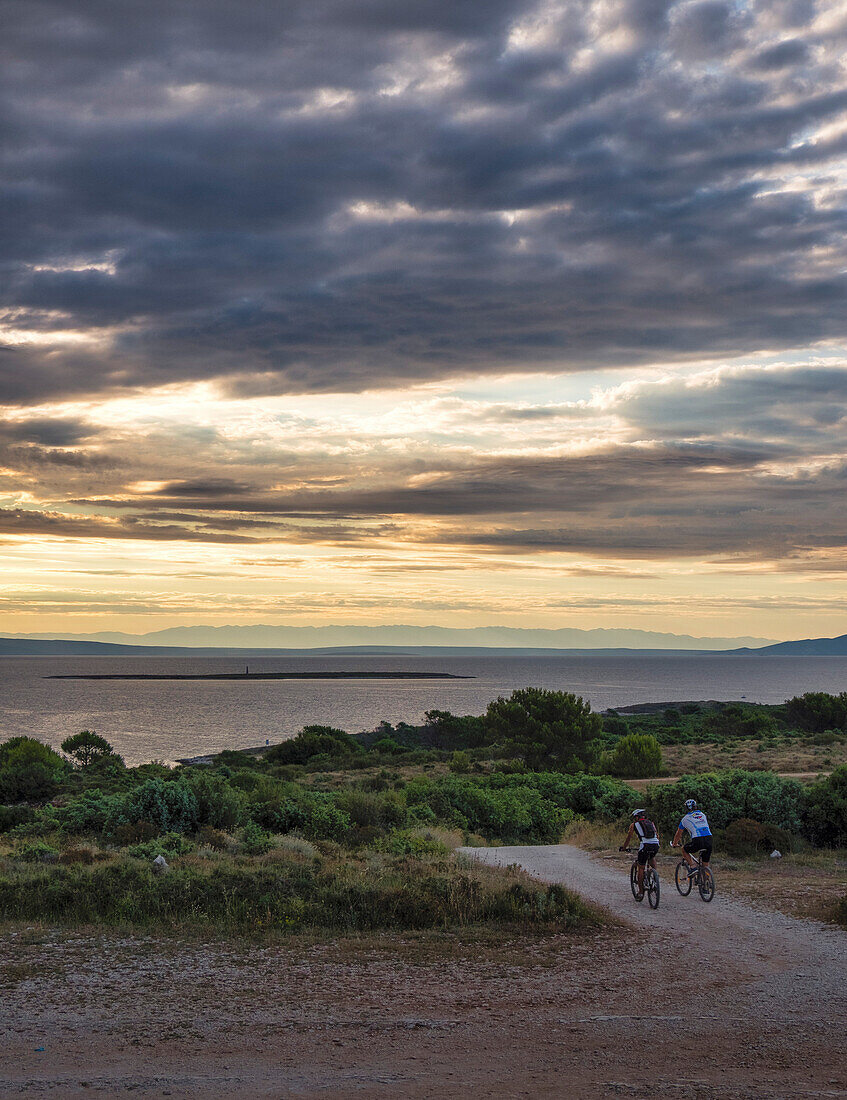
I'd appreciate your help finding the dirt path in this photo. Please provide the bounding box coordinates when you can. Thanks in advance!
[1,847,845,1099]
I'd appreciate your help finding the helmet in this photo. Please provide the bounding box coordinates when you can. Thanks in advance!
[684,799,697,811]
[631,808,647,819]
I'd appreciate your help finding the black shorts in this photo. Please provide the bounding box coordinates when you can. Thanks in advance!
[684,838,712,862]
[637,844,659,866]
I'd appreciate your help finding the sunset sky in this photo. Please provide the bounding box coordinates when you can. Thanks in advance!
[1,0,847,641]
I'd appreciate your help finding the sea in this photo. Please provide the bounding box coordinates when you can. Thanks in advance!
[5,652,847,765]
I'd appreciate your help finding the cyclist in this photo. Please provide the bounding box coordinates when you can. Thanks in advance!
[619,809,660,898]
[671,799,713,869]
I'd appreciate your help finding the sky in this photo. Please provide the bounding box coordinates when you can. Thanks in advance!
[1,0,846,642]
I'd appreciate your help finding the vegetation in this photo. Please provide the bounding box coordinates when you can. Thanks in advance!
[2,686,846,934]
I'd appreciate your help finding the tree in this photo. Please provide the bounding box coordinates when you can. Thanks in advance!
[0,736,66,801]
[61,730,115,767]
[484,688,602,772]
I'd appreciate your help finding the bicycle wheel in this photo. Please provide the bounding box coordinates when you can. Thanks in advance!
[647,868,660,909]
[630,862,643,901]
[698,865,715,902]
[675,860,693,896]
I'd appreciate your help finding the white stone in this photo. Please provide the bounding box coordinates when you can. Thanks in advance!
[770,849,782,859]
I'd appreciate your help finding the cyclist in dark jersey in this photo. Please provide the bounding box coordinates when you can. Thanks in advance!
[619,808,660,899]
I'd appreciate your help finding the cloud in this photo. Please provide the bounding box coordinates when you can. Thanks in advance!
[1,0,846,403]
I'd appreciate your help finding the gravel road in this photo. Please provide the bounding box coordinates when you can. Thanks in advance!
[1,844,845,1099]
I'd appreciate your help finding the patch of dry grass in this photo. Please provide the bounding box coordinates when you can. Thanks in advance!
[662,739,846,777]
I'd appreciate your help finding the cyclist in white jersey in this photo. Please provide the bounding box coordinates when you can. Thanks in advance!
[671,799,713,869]
[619,809,660,898]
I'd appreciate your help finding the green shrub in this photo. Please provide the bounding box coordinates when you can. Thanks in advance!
[239,822,272,855]
[604,734,662,778]
[786,692,847,733]
[449,751,471,774]
[8,808,60,837]
[184,771,248,830]
[249,782,351,841]
[105,778,199,837]
[334,789,406,831]
[266,726,359,766]
[802,765,847,847]
[0,804,35,832]
[370,737,405,755]
[13,840,60,863]
[644,771,806,836]
[375,831,448,857]
[55,790,123,835]
[126,833,196,860]
[0,737,66,801]
[404,775,571,843]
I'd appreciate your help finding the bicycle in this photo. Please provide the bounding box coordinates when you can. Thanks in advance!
[621,848,660,908]
[673,849,715,902]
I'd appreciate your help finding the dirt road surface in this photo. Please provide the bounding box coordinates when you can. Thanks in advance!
[1,843,845,1100]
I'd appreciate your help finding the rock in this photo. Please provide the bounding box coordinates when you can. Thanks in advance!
[770,849,782,859]
[152,854,169,874]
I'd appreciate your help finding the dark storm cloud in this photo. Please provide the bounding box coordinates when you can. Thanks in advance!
[1,0,846,402]
[613,365,847,446]
[0,506,257,542]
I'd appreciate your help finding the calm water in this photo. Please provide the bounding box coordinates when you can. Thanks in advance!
[4,652,847,765]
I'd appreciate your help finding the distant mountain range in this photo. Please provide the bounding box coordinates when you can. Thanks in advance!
[4,623,775,653]
[729,633,847,656]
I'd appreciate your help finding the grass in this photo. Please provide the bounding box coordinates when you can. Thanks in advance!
[0,837,597,939]
[661,738,846,777]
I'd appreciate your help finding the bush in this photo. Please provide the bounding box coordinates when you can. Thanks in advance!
[0,805,35,833]
[112,820,160,846]
[370,738,405,755]
[239,822,272,855]
[126,833,196,860]
[643,771,807,837]
[13,840,60,863]
[333,789,406,831]
[786,693,847,733]
[55,790,123,835]
[184,771,248,830]
[449,751,471,774]
[604,734,662,778]
[197,825,229,851]
[266,726,360,766]
[404,775,571,843]
[721,818,793,856]
[802,765,847,847]
[105,778,199,837]
[0,737,66,801]
[249,783,351,842]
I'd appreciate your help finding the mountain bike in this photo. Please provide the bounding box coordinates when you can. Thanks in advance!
[621,848,660,908]
[674,851,715,902]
